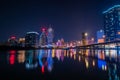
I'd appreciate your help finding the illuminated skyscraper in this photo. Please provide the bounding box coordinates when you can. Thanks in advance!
[47,27,54,45]
[103,5,120,42]
[97,30,105,43]
[8,36,18,46]
[25,32,39,47]
[39,28,47,47]
[81,32,88,46]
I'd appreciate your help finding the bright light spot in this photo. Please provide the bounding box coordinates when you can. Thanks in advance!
[85,33,88,36]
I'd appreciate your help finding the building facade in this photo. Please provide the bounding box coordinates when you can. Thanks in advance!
[39,28,47,47]
[103,5,120,42]
[81,32,88,46]
[47,27,54,45]
[97,30,105,43]
[25,32,39,47]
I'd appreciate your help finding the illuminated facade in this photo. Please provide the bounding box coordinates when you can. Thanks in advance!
[97,30,104,43]
[39,28,47,47]
[25,32,39,47]
[103,5,120,42]
[8,36,18,46]
[47,27,54,45]
[81,32,88,46]
[18,38,25,47]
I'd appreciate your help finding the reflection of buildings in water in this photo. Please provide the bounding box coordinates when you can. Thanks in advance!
[52,49,55,58]
[78,55,81,62]
[97,60,107,71]
[105,44,117,61]
[80,49,89,56]
[108,63,119,80]
[25,50,38,69]
[60,50,64,61]
[7,50,16,65]
[85,58,89,69]
[17,50,25,63]
[98,50,105,60]
[64,50,66,57]
[56,50,61,60]
[47,49,53,72]
[38,49,53,73]
[92,60,95,67]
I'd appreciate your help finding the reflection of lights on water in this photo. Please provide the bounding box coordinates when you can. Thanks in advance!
[78,55,81,62]
[26,63,38,69]
[67,52,69,57]
[70,53,72,58]
[9,54,15,65]
[79,51,81,54]
[73,55,76,60]
[104,65,107,71]
[17,50,25,63]
[92,60,95,66]
[64,51,66,57]
[41,65,45,74]
[9,50,16,65]
[85,59,89,68]
[102,65,107,71]
[52,49,55,58]
[98,60,107,71]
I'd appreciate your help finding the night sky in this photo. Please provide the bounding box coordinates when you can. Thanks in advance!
[0,0,120,42]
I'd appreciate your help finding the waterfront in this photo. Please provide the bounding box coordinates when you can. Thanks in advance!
[0,49,120,80]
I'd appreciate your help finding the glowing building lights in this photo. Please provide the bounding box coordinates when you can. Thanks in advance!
[103,5,120,14]
[103,5,120,41]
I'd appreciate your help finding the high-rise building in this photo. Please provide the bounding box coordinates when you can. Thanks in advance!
[47,27,54,45]
[97,30,105,43]
[103,5,120,42]
[81,32,88,46]
[39,28,47,47]
[18,38,25,47]
[8,36,18,46]
[25,32,39,47]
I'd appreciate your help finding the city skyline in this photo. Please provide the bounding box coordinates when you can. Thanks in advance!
[0,0,120,42]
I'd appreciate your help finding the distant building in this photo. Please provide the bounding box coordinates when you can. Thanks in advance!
[103,5,120,42]
[8,36,18,46]
[18,38,25,47]
[97,30,105,43]
[81,32,88,46]
[25,32,39,47]
[39,28,47,47]
[47,27,54,45]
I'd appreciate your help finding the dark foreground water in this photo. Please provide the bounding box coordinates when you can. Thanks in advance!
[0,49,120,80]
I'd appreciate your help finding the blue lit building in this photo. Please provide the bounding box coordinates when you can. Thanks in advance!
[25,32,39,47]
[103,5,120,42]
[39,28,47,47]
[97,30,104,43]
[47,27,54,45]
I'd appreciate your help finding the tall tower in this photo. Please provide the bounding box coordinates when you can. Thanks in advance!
[81,32,88,46]
[39,27,47,47]
[25,32,39,47]
[47,27,54,45]
[103,5,120,42]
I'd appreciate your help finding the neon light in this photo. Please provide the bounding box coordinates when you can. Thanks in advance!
[103,5,120,14]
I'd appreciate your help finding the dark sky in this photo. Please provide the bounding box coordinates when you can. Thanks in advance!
[0,0,120,42]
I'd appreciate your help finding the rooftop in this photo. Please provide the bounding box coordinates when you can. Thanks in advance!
[103,5,120,14]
